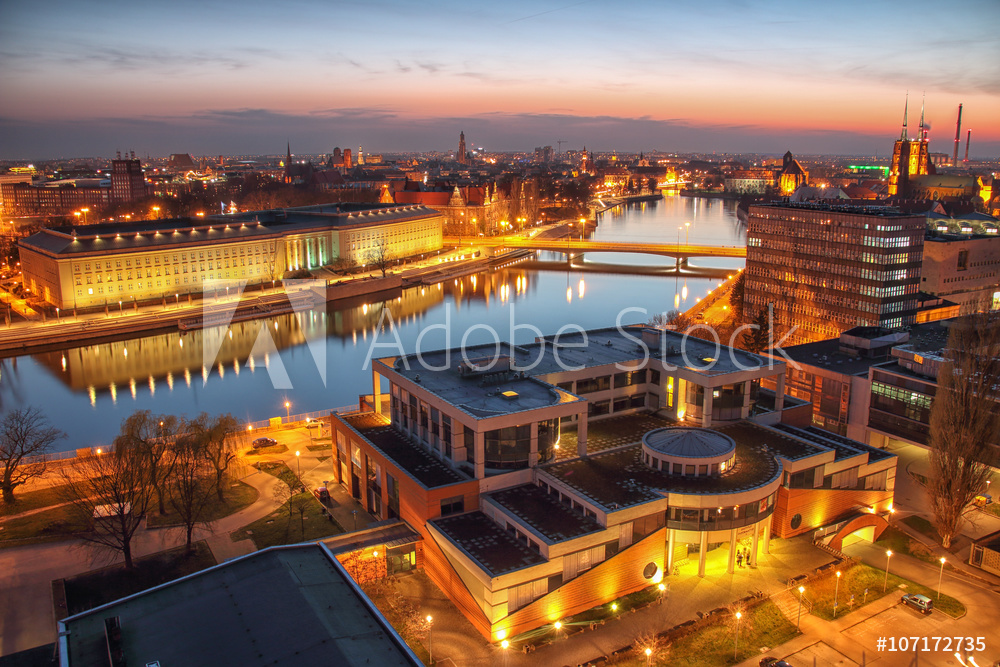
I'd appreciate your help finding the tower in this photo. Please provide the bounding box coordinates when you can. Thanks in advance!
[283,142,292,184]
[358,145,364,166]
[457,131,468,165]
[888,96,931,197]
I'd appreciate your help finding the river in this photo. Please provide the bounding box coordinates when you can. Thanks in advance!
[0,195,746,451]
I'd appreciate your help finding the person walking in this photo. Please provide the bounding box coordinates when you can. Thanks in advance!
[736,550,743,568]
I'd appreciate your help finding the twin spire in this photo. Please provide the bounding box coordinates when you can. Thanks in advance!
[899,93,927,142]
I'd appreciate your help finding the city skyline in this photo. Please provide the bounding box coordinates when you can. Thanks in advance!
[2,0,999,159]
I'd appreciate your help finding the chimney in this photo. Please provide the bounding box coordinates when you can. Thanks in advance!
[952,104,963,166]
[964,130,971,163]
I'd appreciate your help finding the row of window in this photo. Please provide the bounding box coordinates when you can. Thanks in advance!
[73,243,274,273]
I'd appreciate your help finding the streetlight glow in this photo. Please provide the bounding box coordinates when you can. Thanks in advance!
[938,557,946,600]
[883,550,893,591]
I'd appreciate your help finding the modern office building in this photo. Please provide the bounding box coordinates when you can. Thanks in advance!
[744,202,926,343]
[329,326,896,641]
[920,234,1000,310]
[20,203,443,309]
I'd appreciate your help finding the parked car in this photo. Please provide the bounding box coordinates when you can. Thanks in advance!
[313,486,330,504]
[252,437,277,449]
[760,658,792,667]
[900,593,933,614]
[306,420,322,430]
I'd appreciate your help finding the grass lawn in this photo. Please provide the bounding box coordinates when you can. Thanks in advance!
[64,541,216,615]
[874,526,961,572]
[306,444,329,452]
[0,504,88,546]
[0,482,75,516]
[609,599,795,667]
[902,515,942,542]
[229,492,342,549]
[245,444,288,456]
[256,461,301,489]
[805,563,964,620]
[146,480,259,527]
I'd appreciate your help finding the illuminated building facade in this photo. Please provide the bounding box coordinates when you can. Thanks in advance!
[20,203,443,309]
[887,98,933,197]
[778,152,808,195]
[920,234,1000,309]
[457,131,468,165]
[744,202,926,343]
[329,327,896,641]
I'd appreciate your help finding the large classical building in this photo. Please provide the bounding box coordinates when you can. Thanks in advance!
[328,326,896,642]
[744,202,926,343]
[20,203,443,309]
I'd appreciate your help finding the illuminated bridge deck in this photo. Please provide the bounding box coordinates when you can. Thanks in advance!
[444,236,747,260]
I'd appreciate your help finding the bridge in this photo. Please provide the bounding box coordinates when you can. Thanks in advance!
[444,236,747,260]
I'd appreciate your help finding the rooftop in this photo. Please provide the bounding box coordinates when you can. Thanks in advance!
[344,413,469,488]
[430,511,547,576]
[644,427,735,458]
[802,426,895,463]
[380,345,581,419]
[485,484,604,544]
[723,421,825,461]
[751,201,924,218]
[61,544,421,667]
[557,413,677,459]
[542,423,783,510]
[772,424,864,462]
[21,203,439,256]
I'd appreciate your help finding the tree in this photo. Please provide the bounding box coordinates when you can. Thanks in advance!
[191,413,240,501]
[0,407,65,504]
[116,410,178,515]
[167,430,217,553]
[272,479,312,539]
[365,238,393,278]
[927,307,1000,548]
[742,307,771,354]
[61,442,153,569]
[728,270,746,325]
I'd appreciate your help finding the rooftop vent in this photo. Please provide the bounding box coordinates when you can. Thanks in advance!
[500,390,519,401]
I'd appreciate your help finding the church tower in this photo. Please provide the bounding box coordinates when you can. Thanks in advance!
[457,131,468,165]
[888,95,932,197]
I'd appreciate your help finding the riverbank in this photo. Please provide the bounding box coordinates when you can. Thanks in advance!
[0,246,531,357]
[593,192,663,213]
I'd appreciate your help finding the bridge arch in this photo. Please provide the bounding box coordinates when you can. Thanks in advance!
[828,513,890,553]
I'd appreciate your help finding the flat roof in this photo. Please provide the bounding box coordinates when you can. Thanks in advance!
[772,424,863,462]
[381,344,581,419]
[22,203,439,257]
[542,423,783,510]
[558,413,677,459]
[343,413,468,488]
[525,327,772,378]
[61,544,421,667]
[430,511,547,576]
[485,484,604,544]
[750,202,924,218]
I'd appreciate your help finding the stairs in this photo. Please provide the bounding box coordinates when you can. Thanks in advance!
[773,589,811,623]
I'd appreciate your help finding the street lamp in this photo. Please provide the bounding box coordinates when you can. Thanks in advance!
[578,218,585,240]
[645,646,653,666]
[937,557,946,600]
[796,586,804,630]
[152,205,161,219]
[295,450,301,486]
[733,611,742,659]
[685,221,690,245]
[426,615,433,664]
[883,550,892,591]
[81,207,89,225]
[834,571,841,618]
[284,400,291,420]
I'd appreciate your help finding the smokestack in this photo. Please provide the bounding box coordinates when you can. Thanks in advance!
[964,129,971,163]
[953,104,963,165]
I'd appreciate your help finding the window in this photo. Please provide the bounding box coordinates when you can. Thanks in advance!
[440,496,464,516]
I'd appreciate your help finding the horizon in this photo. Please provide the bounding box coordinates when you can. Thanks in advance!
[1,0,999,161]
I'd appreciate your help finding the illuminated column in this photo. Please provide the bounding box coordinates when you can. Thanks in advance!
[698,531,708,577]
[774,373,785,413]
[577,412,588,457]
[727,529,737,574]
[372,370,383,415]
[528,422,539,466]
[667,528,676,574]
[702,388,714,428]
[474,431,485,480]
[762,514,773,555]
[750,519,760,566]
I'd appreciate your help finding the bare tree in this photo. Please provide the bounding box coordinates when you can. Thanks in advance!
[191,413,240,501]
[272,479,311,539]
[61,443,153,569]
[0,407,65,505]
[117,410,178,515]
[365,238,393,278]
[167,430,217,553]
[928,307,1000,548]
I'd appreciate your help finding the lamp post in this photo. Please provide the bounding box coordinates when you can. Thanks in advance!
[152,205,160,219]
[578,217,585,240]
[733,611,742,659]
[645,647,653,666]
[685,221,690,245]
[937,557,946,600]
[284,400,291,420]
[883,550,893,591]
[81,207,89,225]
[295,450,301,488]
[834,571,841,618]
[426,615,433,664]
[796,586,804,630]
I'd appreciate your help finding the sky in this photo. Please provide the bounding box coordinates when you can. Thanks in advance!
[1,0,998,160]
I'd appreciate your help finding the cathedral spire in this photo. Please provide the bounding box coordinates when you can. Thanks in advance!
[900,94,909,142]
[919,93,926,141]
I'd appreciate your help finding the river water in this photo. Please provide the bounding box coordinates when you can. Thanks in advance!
[0,195,745,451]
